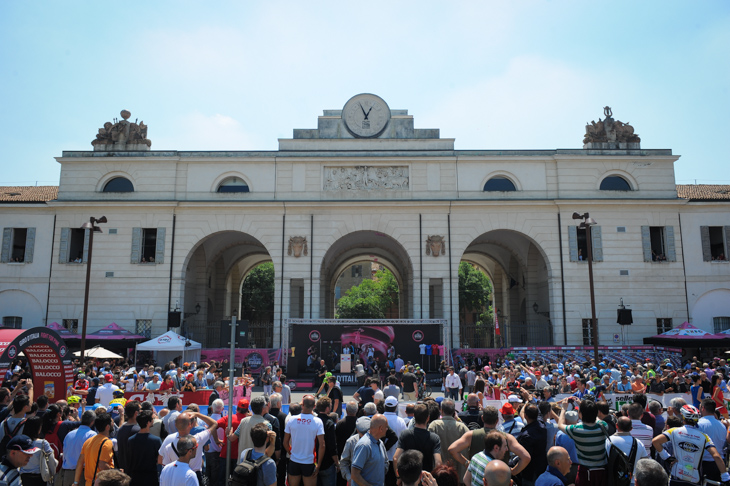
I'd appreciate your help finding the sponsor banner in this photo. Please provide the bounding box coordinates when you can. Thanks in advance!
[0,328,73,402]
[124,386,251,406]
[200,348,282,373]
[554,392,688,411]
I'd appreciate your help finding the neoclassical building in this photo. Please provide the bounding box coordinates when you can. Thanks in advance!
[1,95,729,352]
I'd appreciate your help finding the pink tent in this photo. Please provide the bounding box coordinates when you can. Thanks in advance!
[644,321,726,346]
[86,322,146,340]
[46,321,81,339]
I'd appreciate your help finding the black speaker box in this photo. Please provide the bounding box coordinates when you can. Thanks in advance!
[617,309,633,325]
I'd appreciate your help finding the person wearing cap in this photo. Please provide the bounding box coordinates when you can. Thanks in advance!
[498,402,524,437]
[340,416,370,484]
[616,375,631,392]
[383,395,407,483]
[94,374,119,408]
[216,398,249,486]
[1,434,39,486]
[181,374,196,392]
[228,396,272,462]
[429,399,469,482]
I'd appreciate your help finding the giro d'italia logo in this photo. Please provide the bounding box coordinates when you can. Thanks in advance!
[412,330,424,342]
[246,353,263,370]
[59,345,67,357]
[7,346,17,359]
[309,330,321,342]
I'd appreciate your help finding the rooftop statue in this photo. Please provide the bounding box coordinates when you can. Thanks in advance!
[91,110,151,151]
[583,106,640,148]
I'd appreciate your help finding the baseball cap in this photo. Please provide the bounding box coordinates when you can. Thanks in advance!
[104,374,113,382]
[384,396,398,408]
[356,417,371,433]
[565,411,579,424]
[500,403,515,415]
[238,398,250,410]
[507,394,522,403]
[6,435,39,454]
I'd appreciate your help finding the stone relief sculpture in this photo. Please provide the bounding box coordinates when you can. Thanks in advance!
[92,110,151,151]
[583,106,640,148]
[426,235,446,257]
[323,166,409,191]
[288,236,308,257]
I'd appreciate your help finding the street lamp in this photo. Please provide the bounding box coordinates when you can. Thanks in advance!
[79,216,107,361]
[572,212,599,365]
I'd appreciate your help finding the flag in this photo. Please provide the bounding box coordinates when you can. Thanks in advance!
[495,314,501,336]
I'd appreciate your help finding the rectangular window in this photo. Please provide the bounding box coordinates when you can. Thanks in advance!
[2,316,22,329]
[657,318,672,334]
[582,318,596,345]
[576,228,588,261]
[63,319,78,333]
[642,225,676,262]
[713,317,730,334]
[141,229,157,263]
[569,226,602,262]
[709,227,727,260]
[68,229,86,263]
[649,227,666,261]
[351,265,362,278]
[11,229,27,262]
[1,227,35,263]
[135,319,152,338]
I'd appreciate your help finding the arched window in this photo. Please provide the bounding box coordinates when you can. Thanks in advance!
[217,177,250,193]
[102,177,134,192]
[483,176,517,192]
[600,176,632,191]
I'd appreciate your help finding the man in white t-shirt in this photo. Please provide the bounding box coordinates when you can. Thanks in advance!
[283,395,325,486]
[158,411,218,483]
[96,374,120,407]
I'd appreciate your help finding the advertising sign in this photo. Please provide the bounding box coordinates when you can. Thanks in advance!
[200,348,282,373]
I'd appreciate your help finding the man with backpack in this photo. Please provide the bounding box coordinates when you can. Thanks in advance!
[605,417,648,486]
[230,423,276,486]
[0,395,32,458]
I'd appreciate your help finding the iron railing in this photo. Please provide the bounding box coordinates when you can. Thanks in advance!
[459,320,553,348]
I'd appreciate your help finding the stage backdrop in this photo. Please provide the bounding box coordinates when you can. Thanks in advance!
[200,348,282,374]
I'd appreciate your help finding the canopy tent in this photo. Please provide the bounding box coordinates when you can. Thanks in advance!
[72,345,124,359]
[136,330,202,365]
[87,322,146,340]
[643,321,730,347]
[46,321,81,339]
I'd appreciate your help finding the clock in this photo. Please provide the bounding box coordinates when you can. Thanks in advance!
[342,93,391,138]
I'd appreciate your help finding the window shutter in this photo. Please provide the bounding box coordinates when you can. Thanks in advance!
[82,229,90,263]
[24,228,36,263]
[59,228,70,263]
[568,226,578,262]
[725,227,730,257]
[641,226,652,262]
[1,228,11,263]
[155,227,166,264]
[591,225,603,262]
[131,227,141,263]
[665,226,677,262]
[700,226,711,262]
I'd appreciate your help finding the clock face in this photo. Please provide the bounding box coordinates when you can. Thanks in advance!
[342,94,391,138]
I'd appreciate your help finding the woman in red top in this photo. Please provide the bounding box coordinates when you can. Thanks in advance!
[159,375,176,392]
[711,373,728,418]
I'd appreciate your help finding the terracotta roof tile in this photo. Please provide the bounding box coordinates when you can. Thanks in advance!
[0,186,58,203]
[677,185,730,201]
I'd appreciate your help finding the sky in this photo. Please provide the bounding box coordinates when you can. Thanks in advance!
[1,1,728,186]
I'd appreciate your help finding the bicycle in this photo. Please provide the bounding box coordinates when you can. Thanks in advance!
[418,384,433,399]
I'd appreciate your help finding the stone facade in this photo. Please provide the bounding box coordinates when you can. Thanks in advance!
[1,96,729,351]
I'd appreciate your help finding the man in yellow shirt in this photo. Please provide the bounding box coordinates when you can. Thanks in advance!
[74,412,114,486]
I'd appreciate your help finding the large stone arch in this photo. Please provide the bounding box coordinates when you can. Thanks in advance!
[458,229,554,347]
[179,230,274,347]
[691,288,730,332]
[0,289,45,328]
[319,230,414,319]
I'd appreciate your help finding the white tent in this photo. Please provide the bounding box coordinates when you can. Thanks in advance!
[136,330,202,365]
[73,346,124,359]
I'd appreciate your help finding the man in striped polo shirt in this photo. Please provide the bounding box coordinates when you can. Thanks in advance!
[556,398,608,486]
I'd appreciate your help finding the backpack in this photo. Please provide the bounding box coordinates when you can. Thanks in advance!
[0,418,27,457]
[606,436,638,486]
[229,449,270,486]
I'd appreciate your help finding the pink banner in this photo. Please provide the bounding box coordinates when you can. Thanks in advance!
[200,348,282,373]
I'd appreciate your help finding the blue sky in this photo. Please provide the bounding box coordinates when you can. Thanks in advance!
[1,1,728,186]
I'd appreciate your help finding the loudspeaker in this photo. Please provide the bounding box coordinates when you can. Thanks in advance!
[167,312,181,329]
[219,319,249,348]
[617,309,633,325]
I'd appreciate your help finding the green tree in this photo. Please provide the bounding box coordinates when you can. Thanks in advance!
[336,269,399,319]
[240,262,274,320]
[458,261,493,325]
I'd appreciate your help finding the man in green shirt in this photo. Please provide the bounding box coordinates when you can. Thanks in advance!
[556,398,608,486]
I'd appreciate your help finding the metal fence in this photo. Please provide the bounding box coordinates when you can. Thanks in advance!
[459,320,553,348]
[185,320,274,348]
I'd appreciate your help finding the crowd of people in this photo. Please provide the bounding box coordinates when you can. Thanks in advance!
[1,354,730,486]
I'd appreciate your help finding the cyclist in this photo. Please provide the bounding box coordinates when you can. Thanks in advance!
[652,404,730,486]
